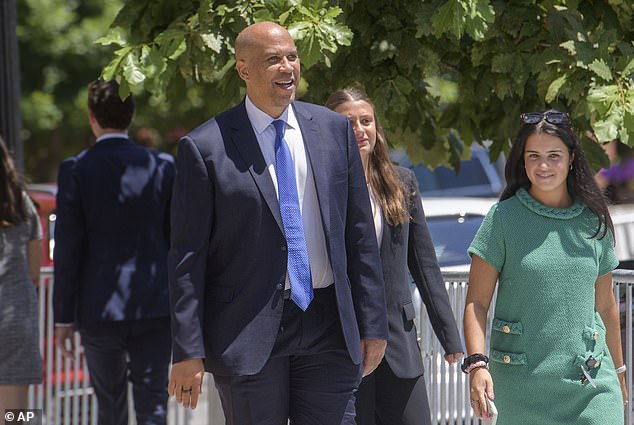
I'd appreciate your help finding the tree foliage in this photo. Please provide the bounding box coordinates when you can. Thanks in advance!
[79,1,634,170]
[18,0,218,181]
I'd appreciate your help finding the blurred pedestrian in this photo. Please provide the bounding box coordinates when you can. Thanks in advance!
[53,80,175,425]
[326,88,463,425]
[463,110,627,424]
[0,135,42,411]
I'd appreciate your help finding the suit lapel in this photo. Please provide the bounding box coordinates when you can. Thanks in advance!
[294,103,331,241]
[228,102,284,232]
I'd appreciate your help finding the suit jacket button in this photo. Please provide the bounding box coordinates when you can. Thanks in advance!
[276,283,283,290]
[502,355,511,364]
[502,325,510,334]
[593,331,598,341]
[281,245,287,251]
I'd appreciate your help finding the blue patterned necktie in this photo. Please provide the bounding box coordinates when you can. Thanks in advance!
[272,119,314,311]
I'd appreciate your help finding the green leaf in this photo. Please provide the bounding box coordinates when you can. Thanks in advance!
[622,57,634,77]
[545,74,567,103]
[431,0,465,39]
[200,33,223,53]
[588,59,613,82]
[593,112,621,142]
[464,0,495,41]
[299,31,321,68]
[123,54,146,85]
[580,134,610,172]
[95,29,126,47]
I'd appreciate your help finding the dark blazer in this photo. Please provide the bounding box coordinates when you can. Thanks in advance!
[53,138,175,326]
[168,100,388,376]
[379,167,463,379]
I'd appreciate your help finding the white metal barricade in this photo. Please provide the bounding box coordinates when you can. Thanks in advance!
[30,268,634,424]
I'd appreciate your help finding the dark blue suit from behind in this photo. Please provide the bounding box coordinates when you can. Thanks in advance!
[53,137,175,425]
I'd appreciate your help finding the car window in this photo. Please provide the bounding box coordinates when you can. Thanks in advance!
[391,147,505,198]
[426,215,484,267]
[413,160,490,192]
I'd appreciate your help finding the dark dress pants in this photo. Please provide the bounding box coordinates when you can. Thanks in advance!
[355,360,432,425]
[214,286,363,425]
[79,318,171,425]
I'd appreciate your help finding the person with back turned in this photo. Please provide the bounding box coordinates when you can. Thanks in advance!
[53,79,175,425]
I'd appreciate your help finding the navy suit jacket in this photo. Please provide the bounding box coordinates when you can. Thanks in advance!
[379,167,463,379]
[53,138,175,327]
[168,100,388,376]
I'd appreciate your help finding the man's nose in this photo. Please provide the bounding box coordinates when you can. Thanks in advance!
[280,57,293,71]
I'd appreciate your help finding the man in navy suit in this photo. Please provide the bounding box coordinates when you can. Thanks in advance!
[167,22,388,424]
[53,80,175,425]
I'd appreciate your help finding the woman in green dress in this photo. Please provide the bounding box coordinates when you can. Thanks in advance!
[463,111,627,424]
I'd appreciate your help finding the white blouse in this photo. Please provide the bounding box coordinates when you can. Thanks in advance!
[367,184,384,246]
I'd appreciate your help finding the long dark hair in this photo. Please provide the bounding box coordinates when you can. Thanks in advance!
[0,135,27,226]
[501,110,613,239]
[326,88,409,225]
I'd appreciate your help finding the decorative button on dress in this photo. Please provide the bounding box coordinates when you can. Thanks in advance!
[468,188,623,425]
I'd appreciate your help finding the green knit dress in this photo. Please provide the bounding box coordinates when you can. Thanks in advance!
[468,188,623,425]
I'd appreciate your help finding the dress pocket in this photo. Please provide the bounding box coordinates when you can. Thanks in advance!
[490,349,527,366]
[492,318,523,335]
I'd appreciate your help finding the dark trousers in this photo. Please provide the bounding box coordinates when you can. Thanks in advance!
[79,318,171,425]
[355,360,432,425]
[214,286,363,425]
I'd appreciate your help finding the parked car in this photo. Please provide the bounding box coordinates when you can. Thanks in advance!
[391,144,506,198]
[422,196,497,271]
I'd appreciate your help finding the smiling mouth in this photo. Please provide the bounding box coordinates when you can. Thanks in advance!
[275,79,295,90]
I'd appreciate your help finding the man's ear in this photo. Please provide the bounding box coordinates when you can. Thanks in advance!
[236,60,249,81]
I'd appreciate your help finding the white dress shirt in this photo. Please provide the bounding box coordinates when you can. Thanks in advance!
[245,97,334,289]
[367,184,384,246]
[96,132,128,143]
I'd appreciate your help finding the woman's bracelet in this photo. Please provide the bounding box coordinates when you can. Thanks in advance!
[615,365,627,374]
[461,353,489,374]
[464,360,488,374]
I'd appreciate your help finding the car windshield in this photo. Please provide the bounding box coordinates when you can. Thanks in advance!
[391,147,504,198]
[426,215,484,267]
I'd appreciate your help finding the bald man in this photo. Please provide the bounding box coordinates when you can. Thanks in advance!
[167,22,388,424]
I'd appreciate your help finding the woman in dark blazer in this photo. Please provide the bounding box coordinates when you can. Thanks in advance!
[327,88,463,425]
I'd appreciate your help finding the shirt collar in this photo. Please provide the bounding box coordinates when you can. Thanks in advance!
[96,132,128,143]
[245,96,298,134]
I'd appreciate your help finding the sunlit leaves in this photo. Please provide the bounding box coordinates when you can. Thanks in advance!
[98,0,634,168]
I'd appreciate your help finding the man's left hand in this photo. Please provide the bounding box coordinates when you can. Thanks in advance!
[444,352,464,365]
[360,339,387,377]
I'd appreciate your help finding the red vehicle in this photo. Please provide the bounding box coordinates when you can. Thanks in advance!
[27,183,57,267]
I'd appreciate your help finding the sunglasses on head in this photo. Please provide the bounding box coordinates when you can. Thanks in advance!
[520,111,571,126]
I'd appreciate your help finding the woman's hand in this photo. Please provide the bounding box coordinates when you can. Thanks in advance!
[619,373,629,409]
[469,367,495,419]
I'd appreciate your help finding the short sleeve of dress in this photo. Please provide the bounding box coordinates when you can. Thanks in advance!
[598,229,618,277]
[468,203,505,272]
[23,193,43,241]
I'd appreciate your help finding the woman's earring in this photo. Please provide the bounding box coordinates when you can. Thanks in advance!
[569,163,573,171]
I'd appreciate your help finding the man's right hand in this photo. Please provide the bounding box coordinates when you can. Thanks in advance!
[54,325,76,360]
[168,358,205,409]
